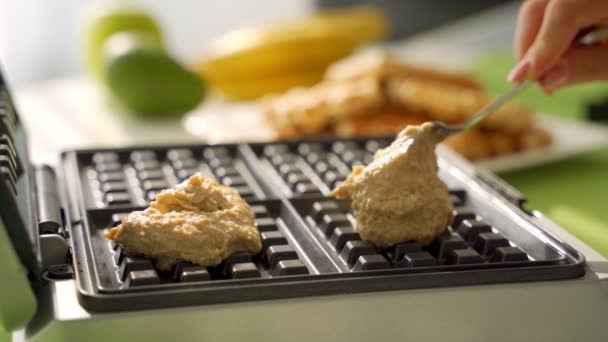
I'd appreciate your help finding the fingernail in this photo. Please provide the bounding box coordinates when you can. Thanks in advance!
[508,61,530,83]
[541,63,569,91]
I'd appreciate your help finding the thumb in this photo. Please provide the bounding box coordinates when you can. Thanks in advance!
[539,45,608,92]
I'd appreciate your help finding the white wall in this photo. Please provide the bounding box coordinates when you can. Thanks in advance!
[0,0,312,89]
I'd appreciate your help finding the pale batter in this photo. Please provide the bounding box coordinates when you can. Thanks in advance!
[332,123,453,247]
[106,173,262,270]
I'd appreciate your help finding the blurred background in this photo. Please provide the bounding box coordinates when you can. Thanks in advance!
[1,0,608,175]
[0,0,512,88]
[0,0,309,88]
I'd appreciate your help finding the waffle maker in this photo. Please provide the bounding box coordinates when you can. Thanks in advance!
[1,67,607,342]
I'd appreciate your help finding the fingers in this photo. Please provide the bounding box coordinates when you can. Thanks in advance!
[539,45,608,93]
[526,0,584,79]
[510,0,608,83]
[514,0,549,60]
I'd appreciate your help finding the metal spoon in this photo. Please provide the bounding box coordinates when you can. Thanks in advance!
[431,26,608,137]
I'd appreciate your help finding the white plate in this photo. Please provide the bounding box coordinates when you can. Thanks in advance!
[184,102,608,173]
[475,115,608,172]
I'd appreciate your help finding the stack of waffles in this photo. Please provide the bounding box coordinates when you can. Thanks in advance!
[261,52,551,161]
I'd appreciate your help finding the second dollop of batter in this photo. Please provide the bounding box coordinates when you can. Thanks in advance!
[332,122,453,247]
[106,173,262,270]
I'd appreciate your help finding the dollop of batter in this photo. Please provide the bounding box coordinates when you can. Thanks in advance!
[332,123,453,247]
[106,173,262,270]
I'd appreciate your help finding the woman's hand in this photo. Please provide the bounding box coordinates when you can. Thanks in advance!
[508,0,608,93]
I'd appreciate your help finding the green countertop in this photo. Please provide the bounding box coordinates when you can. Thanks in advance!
[473,52,608,257]
[501,149,608,256]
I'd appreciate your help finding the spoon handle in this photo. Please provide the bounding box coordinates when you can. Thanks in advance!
[460,80,532,132]
[457,26,608,134]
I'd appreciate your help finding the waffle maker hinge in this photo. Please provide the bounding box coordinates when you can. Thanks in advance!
[35,165,73,280]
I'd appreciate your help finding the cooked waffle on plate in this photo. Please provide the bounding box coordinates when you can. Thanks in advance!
[261,52,551,161]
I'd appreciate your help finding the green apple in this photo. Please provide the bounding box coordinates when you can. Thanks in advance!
[85,5,164,80]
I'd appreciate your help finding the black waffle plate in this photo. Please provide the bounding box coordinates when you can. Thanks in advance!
[77,144,266,209]
[61,140,585,312]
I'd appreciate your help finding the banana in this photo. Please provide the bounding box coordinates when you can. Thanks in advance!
[209,69,326,101]
[191,6,388,100]
[198,36,359,81]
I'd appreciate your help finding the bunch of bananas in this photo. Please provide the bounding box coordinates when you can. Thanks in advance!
[192,6,388,100]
